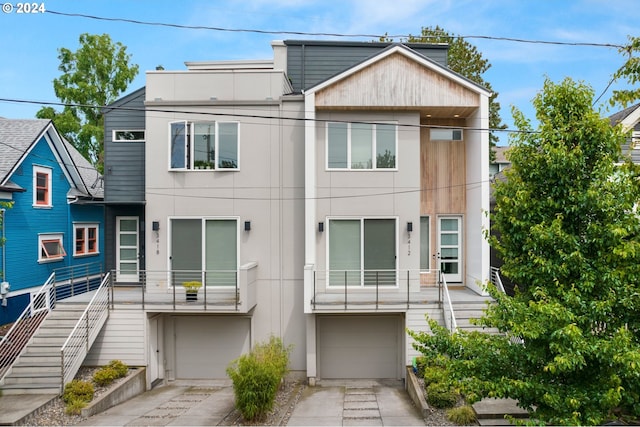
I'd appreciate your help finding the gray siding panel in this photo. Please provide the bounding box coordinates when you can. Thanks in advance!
[103,88,146,203]
[84,310,146,366]
[285,41,448,92]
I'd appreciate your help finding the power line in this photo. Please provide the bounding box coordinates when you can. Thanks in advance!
[0,97,536,135]
[41,8,627,50]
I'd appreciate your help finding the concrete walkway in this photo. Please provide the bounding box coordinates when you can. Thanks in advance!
[288,379,425,426]
[73,379,425,426]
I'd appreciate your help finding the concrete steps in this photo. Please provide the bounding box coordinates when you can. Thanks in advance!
[473,398,529,425]
[452,300,500,334]
[0,304,86,395]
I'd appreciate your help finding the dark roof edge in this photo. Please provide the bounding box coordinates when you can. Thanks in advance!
[283,39,448,50]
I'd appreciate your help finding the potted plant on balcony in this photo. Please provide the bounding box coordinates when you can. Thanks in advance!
[182,281,202,301]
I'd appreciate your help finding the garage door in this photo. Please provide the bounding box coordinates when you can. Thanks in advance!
[174,316,250,379]
[318,315,401,379]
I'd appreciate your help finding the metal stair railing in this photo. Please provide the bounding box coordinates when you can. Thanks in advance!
[490,266,507,295]
[60,271,111,390]
[0,272,56,382]
[439,271,458,333]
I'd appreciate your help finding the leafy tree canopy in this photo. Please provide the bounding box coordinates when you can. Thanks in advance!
[37,33,139,172]
[610,35,640,108]
[411,78,640,425]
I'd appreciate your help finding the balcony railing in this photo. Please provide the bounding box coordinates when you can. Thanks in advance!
[108,263,258,312]
[309,268,443,310]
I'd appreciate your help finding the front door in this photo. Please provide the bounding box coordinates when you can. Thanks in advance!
[116,216,139,282]
[438,216,462,283]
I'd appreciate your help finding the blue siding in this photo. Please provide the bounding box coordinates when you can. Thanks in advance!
[1,134,104,325]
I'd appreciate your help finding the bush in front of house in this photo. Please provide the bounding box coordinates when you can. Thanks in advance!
[93,360,129,386]
[62,379,95,414]
[446,405,477,425]
[426,382,458,408]
[226,336,291,421]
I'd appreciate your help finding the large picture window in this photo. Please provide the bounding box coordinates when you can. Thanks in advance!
[74,223,99,256]
[327,122,397,170]
[170,121,239,170]
[328,218,397,287]
[170,218,238,287]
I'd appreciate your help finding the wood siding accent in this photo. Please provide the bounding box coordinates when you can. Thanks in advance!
[83,310,145,366]
[420,123,466,215]
[315,53,479,109]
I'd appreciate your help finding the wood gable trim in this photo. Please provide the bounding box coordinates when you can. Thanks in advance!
[314,52,480,110]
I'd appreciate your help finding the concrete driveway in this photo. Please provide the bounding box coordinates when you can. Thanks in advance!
[77,379,426,426]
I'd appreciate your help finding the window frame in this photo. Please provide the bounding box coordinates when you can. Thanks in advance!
[168,121,240,171]
[326,217,399,288]
[169,216,240,288]
[33,165,52,208]
[112,129,145,142]
[326,122,398,171]
[430,128,463,141]
[38,233,66,263]
[73,223,99,257]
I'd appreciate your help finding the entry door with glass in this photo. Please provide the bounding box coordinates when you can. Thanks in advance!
[438,216,462,283]
[116,216,139,282]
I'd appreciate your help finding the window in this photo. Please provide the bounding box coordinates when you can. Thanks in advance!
[327,122,397,170]
[74,224,99,256]
[33,166,52,207]
[113,130,145,142]
[170,218,238,287]
[328,218,397,286]
[430,128,463,141]
[420,216,430,271]
[632,131,640,149]
[170,121,239,170]
[39,233,66,262]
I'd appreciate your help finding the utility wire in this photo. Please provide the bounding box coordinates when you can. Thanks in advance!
[0,97,537,135]
[42,8,627,50]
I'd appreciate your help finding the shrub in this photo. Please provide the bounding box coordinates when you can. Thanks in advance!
[414,356,428,377]
[426,382,458,408]
[227,336,291,421]
[63,379,94,404]
[446,405,477,425]
[65,398,87,415]
[93,360,129,386]
[93,367,118,387]
[423,365,447,386]
[107,359,129,378]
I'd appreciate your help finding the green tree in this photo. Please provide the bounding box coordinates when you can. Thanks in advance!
[384,26,507,160]
[37,33,139,172]
[411,78,640,425]
[610,35,640,107]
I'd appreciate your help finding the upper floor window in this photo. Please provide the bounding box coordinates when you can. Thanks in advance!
[169,121,239,170]
[33,165,52,207]
[39,233,66,262]
[327,122,397,170]
[113,130,145,142]
[74,223,99,256]
[430,128,463,141]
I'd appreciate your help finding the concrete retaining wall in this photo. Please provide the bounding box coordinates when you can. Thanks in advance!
[81,368,146,417]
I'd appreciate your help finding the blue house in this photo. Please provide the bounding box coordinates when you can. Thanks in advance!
[0,118,104,325]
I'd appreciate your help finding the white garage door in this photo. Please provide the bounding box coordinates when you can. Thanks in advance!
[174,316,250,379]
[318,315,401,379]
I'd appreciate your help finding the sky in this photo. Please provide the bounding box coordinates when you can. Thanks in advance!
[0,0,637,146]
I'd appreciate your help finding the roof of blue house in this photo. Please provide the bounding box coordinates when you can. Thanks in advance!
[0,118,103,199]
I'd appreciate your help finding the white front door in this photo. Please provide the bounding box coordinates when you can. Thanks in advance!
[116,216,139,282]
[438,216,462,283]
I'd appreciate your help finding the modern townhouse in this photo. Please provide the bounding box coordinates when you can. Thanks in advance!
[1,39,492,393]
